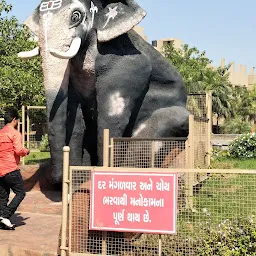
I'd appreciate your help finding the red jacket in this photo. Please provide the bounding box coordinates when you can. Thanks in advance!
[0,125,29,177]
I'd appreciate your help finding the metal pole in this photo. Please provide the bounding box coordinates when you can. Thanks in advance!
[151,141,155,168]
[21,106,25,166]
[206,92,212,168]
[189,115,194,208]
[185,115,194,210]
[102,129,110,255]
[103,129,110,167]
[60,146,70,256]
[158,234,162,256]
[110,138,114,167]
[27,108,30,149]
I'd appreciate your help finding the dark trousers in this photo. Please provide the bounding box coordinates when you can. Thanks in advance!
[0,170,26,219]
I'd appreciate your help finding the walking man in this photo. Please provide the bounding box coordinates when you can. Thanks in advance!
[0,108,30,230]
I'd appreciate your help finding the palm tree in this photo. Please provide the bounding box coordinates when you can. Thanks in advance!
[163,43,234,128]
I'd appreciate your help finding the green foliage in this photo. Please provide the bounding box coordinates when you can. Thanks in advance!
[163,44,256,124]
[196,216,256,255]
[220,117,251,134]
[24,151,50,165]
[231,85,256,122]
[248,86,256,121]
[211,149,231,160]
[230,87,249,120]
[0,0,45,116]
[39,134,50,152]
[163,43,233,119]
[229,133,256,159]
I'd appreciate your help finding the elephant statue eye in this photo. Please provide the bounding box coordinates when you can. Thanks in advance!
[71,10,83,24]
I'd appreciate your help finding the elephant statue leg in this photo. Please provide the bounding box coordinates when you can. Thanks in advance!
[124,106,189,167]
[95,51,152,165]
[133,106,189,138]
[66,84,87,166]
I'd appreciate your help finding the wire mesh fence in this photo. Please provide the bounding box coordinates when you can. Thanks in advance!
[61,93,213,255]
[193,117,208,169]
[111,138,187,169]
[57,92,233,256]
[26,106,48,151]
[67,167,256,256]
[65,114,209,255]
[187,93,208,118]
[188,93,212,178]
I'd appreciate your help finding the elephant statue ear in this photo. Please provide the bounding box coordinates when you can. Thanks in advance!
[24,6,40,38]
[96,0,146,42]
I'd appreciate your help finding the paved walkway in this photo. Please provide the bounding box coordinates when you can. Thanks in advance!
[0,191,62,256]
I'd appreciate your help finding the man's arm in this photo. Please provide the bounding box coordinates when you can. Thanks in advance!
[13,132,30,156]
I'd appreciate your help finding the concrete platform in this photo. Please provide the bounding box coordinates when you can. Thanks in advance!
[0,164,63,256]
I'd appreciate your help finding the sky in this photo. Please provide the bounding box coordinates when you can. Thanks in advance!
[8,0,256,72]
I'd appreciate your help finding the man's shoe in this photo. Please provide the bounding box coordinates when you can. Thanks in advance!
[0,223,14,230]
[0,217,15,230]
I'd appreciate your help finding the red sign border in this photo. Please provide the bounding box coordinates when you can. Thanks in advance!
[90,171,178,234]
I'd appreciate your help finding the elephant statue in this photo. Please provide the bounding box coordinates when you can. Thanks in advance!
[19,0,190,184]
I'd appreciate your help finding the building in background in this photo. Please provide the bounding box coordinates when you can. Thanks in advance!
[220,58,256,90]
[133,26,148,42]
[134,26,256,90]
[151,38,183,52]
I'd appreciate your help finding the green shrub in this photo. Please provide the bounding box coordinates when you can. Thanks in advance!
[196,216,256,255]
[211,149,230,160]
[39,134,50,152]
[130,233,196,256]
[220,118,251,134]
[229,133,256,159]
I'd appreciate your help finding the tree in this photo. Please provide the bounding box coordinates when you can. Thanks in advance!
[230,86,250,120]
[220,117,251,134]
[163,43,234,120]
[247,85,256,122]
[234,85,256,132]
[0,0,45,116]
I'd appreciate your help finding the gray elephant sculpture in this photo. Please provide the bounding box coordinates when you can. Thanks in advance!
[19,0,189,184]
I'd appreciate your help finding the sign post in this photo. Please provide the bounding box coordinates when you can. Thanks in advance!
[90,171,178,234]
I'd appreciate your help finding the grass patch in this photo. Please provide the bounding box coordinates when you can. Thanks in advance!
[177,172,256,240]
[211,157,256,169]
[24,151,50,165]
[178,157,256,235]
[194,174,256,220]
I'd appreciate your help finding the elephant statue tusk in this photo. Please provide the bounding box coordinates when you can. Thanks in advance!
[49,37,82,59]
[18,47,40,59]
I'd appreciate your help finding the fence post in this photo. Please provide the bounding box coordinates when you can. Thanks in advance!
[206,92,212,168]
[151,141,155,168]
[27,107,30,149]
[110,138,114,167]
[103,129,110,167]
[102,129,110,255]
[185,115,194,210]
[60,146,70,256]
[152,140,162,255]
[21,106,25,166]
